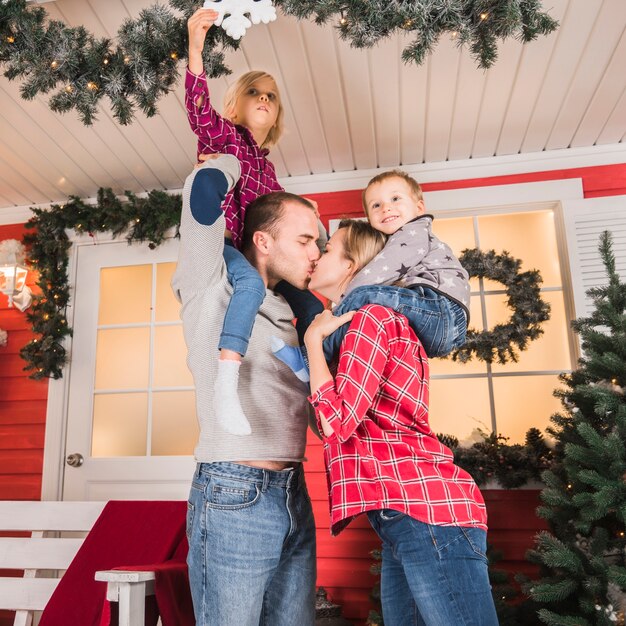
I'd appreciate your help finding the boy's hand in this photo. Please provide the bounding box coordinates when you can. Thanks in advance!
[188,8,219,56]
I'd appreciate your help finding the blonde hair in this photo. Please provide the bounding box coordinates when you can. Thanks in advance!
[361,169,423,215]
[223,71,284,149]
[337,218,387,277]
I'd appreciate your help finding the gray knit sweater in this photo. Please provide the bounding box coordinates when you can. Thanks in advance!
[171,156,310,463]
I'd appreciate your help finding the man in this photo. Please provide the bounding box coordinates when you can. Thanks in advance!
[171,154,320,626]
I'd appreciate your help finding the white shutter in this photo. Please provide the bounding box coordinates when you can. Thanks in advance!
[563,195,626,318]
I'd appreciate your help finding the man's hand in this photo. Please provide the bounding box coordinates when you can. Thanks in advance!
[188,8,219,75]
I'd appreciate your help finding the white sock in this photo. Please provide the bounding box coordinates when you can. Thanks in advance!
[213,359,252,436]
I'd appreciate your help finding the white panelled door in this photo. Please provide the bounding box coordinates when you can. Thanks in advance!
[62,238,196,501]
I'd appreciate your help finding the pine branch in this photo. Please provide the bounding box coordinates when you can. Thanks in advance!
[1,0,558,125]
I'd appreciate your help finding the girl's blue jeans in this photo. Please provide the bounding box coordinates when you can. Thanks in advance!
[367,510,499,626]
[221,241,266,356]
[324,284,467,360]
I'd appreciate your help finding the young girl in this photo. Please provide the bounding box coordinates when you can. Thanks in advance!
[305,220,498,626]
[186,8,324,436]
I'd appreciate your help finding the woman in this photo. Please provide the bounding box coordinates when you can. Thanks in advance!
[305,219,499,626]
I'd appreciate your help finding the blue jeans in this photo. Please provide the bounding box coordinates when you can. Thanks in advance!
[367,510,499,626]
[221,240,266,356]
[186,462,316,626]
[324,285,467,360]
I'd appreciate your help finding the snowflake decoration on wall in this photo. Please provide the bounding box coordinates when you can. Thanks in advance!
[203,0,277,40]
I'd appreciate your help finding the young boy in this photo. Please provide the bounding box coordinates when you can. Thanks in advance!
[273,169,470,380]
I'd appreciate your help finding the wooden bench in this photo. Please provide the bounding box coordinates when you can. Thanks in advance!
[0,501,159,626]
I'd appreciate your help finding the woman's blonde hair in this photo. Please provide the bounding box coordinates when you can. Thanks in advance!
[337,218,387,279]
[223,71,284,149]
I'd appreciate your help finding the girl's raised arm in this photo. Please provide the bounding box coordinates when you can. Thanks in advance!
[186,9,235,156]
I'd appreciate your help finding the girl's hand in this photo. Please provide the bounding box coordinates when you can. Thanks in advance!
[188,8,219,55]
[305,310,355,345]
[195,153,223,168]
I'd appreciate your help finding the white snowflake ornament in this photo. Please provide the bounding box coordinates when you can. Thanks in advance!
[203,0,277,40]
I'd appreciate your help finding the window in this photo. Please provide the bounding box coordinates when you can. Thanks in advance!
[91,262,198,456]
[429,209,574,444]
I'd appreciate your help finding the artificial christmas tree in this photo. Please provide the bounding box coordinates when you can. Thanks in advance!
[527,230,626,626]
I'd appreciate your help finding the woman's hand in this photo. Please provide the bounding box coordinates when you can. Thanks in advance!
[305,310,355,346]
[188,8,219,75]
[306,310,353,406]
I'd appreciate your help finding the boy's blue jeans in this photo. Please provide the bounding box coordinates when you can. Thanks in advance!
[367,510,499,626]
[186,462,316,626]
[221,242,323,354]
[324,285,467,360]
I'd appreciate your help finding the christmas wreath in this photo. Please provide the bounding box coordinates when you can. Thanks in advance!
[452,248,551,364]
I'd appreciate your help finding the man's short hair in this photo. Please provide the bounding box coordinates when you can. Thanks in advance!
[240,192,315,254]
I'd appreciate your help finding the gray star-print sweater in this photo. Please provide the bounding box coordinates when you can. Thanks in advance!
[344,215,470,318]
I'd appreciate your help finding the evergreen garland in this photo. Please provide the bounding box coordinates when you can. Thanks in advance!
[0,0,235,125]
[20,188,181,379]
[451,248,551,364]
[439,427,555,489]
[0,0,557,125]
[19,199,551,381]
[277,0,558,68]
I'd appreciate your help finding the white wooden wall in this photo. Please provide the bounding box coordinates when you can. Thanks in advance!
[562,195,626,319]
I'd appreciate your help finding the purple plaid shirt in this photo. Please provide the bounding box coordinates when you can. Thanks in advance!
[185,69,284,249]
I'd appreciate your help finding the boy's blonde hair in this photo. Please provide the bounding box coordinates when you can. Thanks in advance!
[361,169,423,215]
[223,71,284,149]
[337,219,387,275]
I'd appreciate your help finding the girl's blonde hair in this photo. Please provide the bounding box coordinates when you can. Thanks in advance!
[337,218,387,284]
[223,71,284,149]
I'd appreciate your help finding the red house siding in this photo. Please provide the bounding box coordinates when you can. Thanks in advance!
[0,162,623,624]
[0,224,48,626]
[305,162,626,223]
[0,223,47,502]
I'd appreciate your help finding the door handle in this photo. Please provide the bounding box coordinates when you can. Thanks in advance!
[66,453,84,467]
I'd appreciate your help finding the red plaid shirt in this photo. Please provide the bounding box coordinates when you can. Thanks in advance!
[309,304,488,536]
[185,69,284,249]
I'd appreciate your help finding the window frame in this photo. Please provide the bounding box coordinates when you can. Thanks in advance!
[428,201,579,436]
